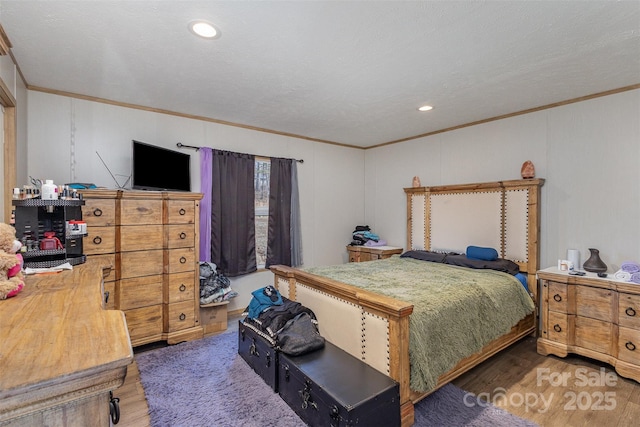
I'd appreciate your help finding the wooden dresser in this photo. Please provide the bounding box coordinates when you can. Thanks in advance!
[80,189,203,346]
[347,245,403,262]
[0,259,133,426]
[537,268,640,382]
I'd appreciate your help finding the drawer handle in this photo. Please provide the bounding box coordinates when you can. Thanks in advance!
[93,208,103,217]
[179,208,186,215]
[179,313,186,321]
[104,290,110,304]
[109,391,120,425]
[179,256,187,264]
[553,324,562,332]
[626,307,636,317]
[179,232,187,239]
[553,294,562,302]
[93,236,102,245]
[626,341,636,351]
[179,284,186,292]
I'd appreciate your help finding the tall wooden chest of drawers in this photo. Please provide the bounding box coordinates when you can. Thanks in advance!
[81,189,203,346]
[537,268,640,382]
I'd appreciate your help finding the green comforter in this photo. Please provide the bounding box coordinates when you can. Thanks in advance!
[304,255,535,392]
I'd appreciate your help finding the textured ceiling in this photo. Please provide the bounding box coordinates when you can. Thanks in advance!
[1,1,639,148]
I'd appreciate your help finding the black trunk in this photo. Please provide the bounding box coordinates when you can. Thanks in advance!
[278,341,400,427]
[237,320,279,392]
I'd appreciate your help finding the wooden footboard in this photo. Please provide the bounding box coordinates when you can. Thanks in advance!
[271,265,535,427]
[271,265,416,425]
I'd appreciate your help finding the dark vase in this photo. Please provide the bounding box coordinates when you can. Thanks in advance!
[583,248,607,273]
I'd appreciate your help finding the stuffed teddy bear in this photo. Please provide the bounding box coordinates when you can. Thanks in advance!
[0,222,24,300]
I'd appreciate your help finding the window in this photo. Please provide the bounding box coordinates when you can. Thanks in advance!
[255,158,270,267]
[204,148,300,275]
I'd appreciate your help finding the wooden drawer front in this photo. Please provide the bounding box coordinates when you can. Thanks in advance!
[165,300,196,332]
[619,293,640,329]
[576,285,614,322]
[165,224,195,249]
[120,225,164,252]
[548,281,568,313]
[575,316,614,355]
[84,226,116,255]
[124,305,163,342]
[547,311,568,343]
[118,275,164,310]
[166,200,195,224]
[165,271,195,304]
[359,252,372,262]
[82,199,116,226]
[88,253,116,282]
[120,199,162,225]
[165,248,196,274]
[120,249,163,279]
[618,326,640,364]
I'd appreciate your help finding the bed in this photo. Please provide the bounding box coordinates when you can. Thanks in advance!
[270,178,544,427]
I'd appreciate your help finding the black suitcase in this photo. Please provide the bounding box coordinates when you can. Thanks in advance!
[278,341,400,427]
[237,319,279,392]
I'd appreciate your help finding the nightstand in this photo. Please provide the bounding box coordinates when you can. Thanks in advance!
[537,267,640,382]
[346,245,403,263]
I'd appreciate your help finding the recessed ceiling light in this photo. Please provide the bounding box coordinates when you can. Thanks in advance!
[418,105,433,112]
[189,20,221,39]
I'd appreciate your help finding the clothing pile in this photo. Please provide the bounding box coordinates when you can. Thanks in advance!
[199,262,238,304]
[613,261,640,284]
[242,285,325,355]
[350,225,387,247]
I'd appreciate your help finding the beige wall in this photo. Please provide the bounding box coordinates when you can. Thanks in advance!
[18,88,640,308]
[365,89,640,272]
[24,90,365,311]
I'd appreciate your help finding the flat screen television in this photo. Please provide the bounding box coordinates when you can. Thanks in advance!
[132,140,191,191]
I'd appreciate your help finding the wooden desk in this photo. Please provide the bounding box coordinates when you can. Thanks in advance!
[0,260,133,426]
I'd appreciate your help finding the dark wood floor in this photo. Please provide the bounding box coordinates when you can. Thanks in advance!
[452,337,640,427]
[115,316,640,426]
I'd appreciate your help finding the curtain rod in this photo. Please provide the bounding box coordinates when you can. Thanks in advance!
[176,142,304,163]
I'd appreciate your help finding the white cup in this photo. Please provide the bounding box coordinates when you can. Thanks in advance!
[567,249,580,271]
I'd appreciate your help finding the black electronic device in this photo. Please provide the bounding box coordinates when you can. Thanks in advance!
[131,140,191,191]
[597,272,608,278]
[569,271,586,276]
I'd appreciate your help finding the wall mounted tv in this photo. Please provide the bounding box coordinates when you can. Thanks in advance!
[132,140,191,192]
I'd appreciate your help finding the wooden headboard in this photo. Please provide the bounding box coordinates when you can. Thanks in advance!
[404,179,544,299]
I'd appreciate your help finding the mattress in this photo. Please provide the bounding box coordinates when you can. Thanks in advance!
[304,255,535,392]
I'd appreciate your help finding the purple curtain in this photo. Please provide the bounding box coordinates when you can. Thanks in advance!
[265,157,292,268]
[210,149,257,276]
[199,147,213,262]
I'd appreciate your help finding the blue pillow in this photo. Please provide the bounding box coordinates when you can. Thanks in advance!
[515,273,529,291]
[466,246,499,261]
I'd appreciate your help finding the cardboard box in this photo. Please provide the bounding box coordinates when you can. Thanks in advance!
[200,301,229,334]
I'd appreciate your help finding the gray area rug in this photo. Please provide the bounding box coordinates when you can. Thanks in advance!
[136,331,538,427]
